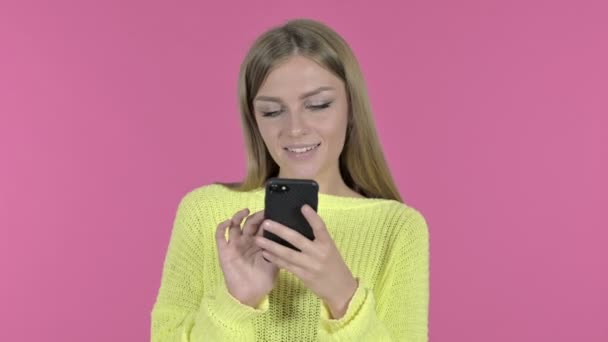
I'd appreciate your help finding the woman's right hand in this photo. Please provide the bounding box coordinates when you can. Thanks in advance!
[215,208,278,308]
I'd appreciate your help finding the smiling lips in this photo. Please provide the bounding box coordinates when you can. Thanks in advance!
[284,143,321,153]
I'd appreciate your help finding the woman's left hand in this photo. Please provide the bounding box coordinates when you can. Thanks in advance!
[254,204,358,319]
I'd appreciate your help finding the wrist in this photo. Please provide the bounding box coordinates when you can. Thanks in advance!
[229,289,266,309]
[324,277,358,319]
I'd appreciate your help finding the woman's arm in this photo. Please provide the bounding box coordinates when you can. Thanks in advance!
[150,191,268,342]
[317,208,430,341]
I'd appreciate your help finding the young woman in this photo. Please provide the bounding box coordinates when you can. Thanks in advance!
[151,19,429,341]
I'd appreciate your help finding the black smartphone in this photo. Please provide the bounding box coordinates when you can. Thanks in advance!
[263,177,319,251]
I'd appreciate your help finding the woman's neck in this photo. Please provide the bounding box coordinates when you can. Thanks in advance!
[278,170,364,198]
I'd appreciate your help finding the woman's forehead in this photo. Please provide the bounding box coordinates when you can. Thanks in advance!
[259,56,341,91]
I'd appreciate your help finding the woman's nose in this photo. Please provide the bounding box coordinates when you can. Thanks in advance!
[285,112,308,137]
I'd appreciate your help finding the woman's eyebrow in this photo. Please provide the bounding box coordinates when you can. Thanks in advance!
[254,86,335,103]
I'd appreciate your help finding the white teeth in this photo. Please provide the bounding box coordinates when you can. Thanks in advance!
[286,144,319,153]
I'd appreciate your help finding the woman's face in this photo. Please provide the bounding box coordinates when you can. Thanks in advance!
[253,55,349,180]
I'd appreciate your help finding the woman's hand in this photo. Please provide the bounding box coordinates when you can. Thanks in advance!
[254,205,358,319]
[216,209,279,308]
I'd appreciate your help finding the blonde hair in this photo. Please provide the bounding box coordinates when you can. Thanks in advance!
[220,18,403,202]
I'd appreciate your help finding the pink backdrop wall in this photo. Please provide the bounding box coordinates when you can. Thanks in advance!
[1,0,606,341]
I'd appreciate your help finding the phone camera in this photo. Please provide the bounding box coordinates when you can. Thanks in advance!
[269,184,289,194]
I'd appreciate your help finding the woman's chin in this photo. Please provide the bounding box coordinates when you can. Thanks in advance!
[279,165,320,180]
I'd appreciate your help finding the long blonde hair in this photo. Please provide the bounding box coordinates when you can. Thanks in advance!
[220,19,403,202]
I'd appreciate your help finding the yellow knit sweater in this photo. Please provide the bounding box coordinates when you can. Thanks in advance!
[151,183,429,341]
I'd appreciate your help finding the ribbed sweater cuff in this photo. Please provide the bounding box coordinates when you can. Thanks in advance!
[200,284,269,325]
[319,278,369,335]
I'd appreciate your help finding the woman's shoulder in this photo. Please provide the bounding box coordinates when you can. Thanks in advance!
[185,182,231,196]
[340,198,428,239]
[179,182,238,203]
[367,198,424,218]
[394,203,429,243]
[177,182,262,210]
[377,201,429,238]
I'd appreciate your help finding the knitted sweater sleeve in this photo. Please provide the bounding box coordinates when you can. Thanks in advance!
[317,208,430,341]
[150,191,267,341]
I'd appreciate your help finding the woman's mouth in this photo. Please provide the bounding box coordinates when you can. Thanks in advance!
[283,143,321,160]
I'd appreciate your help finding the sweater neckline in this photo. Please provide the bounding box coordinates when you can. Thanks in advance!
[250,187,395,210]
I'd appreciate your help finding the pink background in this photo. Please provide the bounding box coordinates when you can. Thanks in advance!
[1,0,606,341]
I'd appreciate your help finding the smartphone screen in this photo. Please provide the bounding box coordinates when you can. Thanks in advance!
[263,177,319,251]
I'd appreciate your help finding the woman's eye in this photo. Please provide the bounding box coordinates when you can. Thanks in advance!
[260,102,332,117]
[308,101,333,111]
[262,110,282,117]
